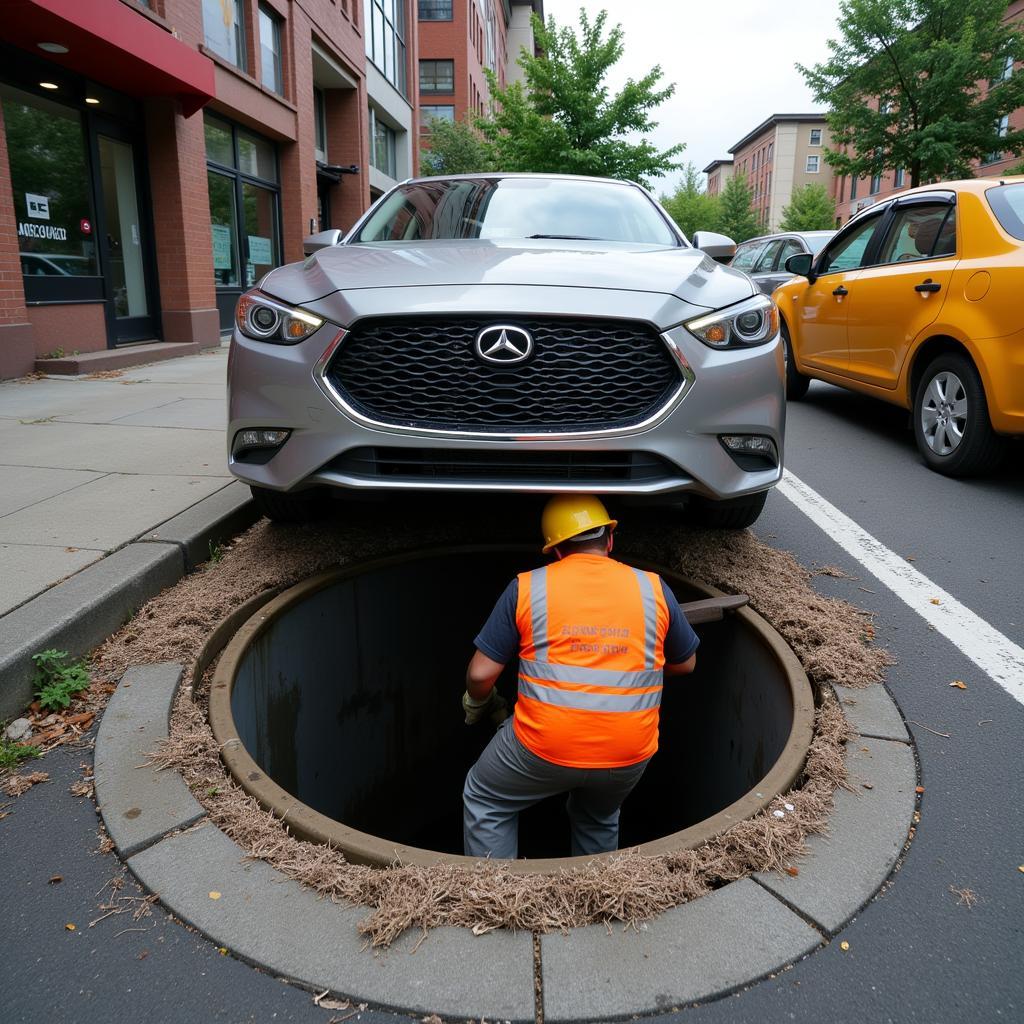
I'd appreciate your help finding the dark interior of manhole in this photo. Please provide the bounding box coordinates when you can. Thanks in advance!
[229,549,795,859]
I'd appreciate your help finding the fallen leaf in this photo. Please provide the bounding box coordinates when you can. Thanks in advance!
[65,923,76,931]
[840,940,850,951]
[949,680,967,690]
[862,782,874,790]
[784,866,799,877]
[906,555,916,562]
[930,598,941,605]
[915,786,925,794]
[64,546,78,553]
[1018,865,1024,873]
[137,950,149,961]
[312,990,353,1010]
[218,947,228,955]
[208,891,221,900]
[49,875,63,885]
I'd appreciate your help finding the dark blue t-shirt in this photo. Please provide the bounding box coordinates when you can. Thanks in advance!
[474,572,700,666]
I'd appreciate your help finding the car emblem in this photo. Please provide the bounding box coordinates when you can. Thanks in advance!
[474,325,534,365]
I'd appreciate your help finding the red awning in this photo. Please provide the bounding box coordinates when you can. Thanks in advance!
[3,0,214,116]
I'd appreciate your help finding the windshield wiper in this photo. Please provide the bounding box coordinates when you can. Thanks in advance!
[526,233,603,240]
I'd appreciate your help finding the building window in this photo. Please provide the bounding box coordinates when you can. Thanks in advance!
[419,104,455,131]
[809,128,822,146]
[767,141,773,161]
[418,0,452,18]
[870,172,881,194]
[420,59,455,94]
[806,155,820,173]
[204,113,280,300]
[850,176,858,200]
[369,107,397,178]
[366,0,407,95]
[987,115,1010,163]
[202,0,246,71]
[313,87,327,162]
[894,167,905,187]
[258,4,283,95]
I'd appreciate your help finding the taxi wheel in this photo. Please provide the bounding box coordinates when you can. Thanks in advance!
[250,485,328,524]
[913,353,1005,477]
[782,324,809,400]
[688,489,768,529]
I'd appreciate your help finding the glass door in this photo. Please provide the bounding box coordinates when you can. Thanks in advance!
[96,133,156,343]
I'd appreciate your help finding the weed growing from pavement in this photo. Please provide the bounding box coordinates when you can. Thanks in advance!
[32,649,91,712]
[208,540,224,563]
[0,737,41,772]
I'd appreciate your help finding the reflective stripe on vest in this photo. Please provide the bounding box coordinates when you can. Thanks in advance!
[517,677,663,712]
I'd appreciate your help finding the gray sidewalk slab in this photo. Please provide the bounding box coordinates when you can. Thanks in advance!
[540,878,822,1021]
[832,683,910,742]
[94,662,205,857]
[0,543,104,613]
[0,542,182,717]
[128,824,536,1023]
[0,465,105,516]
[755,738,917,934]
[112,397,225,430]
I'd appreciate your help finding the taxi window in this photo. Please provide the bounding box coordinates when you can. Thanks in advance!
[818,212,883,274]
[987,183,1024,240]
[731,242,767,271]
[878,205,955,264]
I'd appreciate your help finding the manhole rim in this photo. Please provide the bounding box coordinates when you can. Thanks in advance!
[207,542,816,874]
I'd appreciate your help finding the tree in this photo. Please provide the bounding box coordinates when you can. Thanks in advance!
[717,174,762,242]
[799,0,1024,188]
[779,183,837,231]
[660,163,723,238]
[478,9,684,188]
[420,116,495,176]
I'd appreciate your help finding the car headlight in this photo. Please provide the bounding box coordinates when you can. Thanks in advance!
[235,291,324,344]
[685,294,780,349]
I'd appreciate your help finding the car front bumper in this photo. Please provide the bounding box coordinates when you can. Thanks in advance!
[226,285,785,502]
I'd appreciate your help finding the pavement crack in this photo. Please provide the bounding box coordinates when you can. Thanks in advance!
[533,931,544,1024]
[749,875,832,938]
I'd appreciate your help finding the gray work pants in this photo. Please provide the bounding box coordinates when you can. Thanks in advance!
[463,718,649,860]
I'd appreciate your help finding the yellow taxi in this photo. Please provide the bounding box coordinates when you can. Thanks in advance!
[775,178,1024,476]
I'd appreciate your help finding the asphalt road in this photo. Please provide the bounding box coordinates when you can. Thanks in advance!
[2,380,1021,1024]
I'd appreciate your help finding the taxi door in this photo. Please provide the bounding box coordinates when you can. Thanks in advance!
[790,208,888,374]
[845,195,958,390]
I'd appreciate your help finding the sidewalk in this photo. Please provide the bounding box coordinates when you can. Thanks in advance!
[0,347,232,617]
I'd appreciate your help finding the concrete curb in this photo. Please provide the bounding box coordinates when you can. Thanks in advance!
[96,658,920,1020]
[0,485,258,719]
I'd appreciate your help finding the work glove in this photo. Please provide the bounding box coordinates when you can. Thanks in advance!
[463,689,509,726]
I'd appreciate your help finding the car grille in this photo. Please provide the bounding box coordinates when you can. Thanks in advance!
[328,448,677,483]
[325,316,682,432]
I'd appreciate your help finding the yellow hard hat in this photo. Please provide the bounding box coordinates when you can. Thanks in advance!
[541,495,617,553]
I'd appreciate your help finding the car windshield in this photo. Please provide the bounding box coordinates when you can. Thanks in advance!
[986,182,1024,240]
[353,177,679,246]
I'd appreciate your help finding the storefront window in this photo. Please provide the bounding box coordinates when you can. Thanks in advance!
[203,0,247,71]
[2,85,98,278]
[204,115,234,166]
[242,182,280,283]
[207,170,240,287]
[238,131,277,181]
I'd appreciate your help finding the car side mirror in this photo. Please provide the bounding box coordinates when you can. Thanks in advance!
[692,231,737,264]
[784,252,815,281]
[303,229,342,255]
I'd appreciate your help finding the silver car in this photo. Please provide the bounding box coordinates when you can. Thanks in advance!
[227,174,784,528]
[731,231,835,295]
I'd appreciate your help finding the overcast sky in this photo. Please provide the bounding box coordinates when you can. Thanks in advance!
[538,0,846,194]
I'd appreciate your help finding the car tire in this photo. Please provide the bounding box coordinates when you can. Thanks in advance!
[782,324,810,401]
[688,489,768,530]
[250,485,328,524]
[912,353,1005,477]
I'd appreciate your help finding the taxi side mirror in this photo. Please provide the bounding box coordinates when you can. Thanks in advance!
[784,252,815,281]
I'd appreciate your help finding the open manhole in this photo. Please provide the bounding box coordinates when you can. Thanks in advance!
[209,545,815,874]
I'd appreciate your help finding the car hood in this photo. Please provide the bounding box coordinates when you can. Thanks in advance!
[259,238,755,312]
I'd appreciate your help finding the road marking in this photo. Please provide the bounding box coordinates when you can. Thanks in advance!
[777,470,1024,706]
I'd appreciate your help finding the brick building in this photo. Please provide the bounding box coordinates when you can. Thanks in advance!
[0,0,425,379]
[702,158,733,197]
[417,0,541,133]
[832,0,1024,225]
[725,113,835,233]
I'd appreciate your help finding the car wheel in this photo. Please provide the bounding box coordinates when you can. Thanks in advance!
[250,485,328,524]
[782,324,810,400]
[913,353,1005,477]
[688,489,768,530]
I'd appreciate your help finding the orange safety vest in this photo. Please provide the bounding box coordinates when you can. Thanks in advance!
[513,553,669,769]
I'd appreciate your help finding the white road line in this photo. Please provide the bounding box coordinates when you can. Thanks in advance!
[777,470,1024,706]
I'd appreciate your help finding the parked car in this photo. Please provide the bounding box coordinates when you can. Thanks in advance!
[730,231,834,295]
[227,174,784,528]
[775,178,1024,476]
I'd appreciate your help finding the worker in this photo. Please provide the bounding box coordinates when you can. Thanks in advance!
[462,495,699,860]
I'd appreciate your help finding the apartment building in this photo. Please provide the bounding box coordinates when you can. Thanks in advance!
[416,0,542,134]
[832,0,1024,225]
[702,158,733,197]
[727,113,835,232]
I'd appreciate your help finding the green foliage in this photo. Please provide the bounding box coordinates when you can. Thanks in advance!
[799,0,1024,188]
[208,539,224,564]
[32,649,90,712]
[0,738,41,772]
[478,9,684,188]
[779,183,837,231]
[420,116,495,176]
[660,163,723,238]
[716,173,762,243]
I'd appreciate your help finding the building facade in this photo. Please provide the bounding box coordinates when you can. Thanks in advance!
[702,158,733,197]
[0,0,428,379]
[728,113,834,232]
